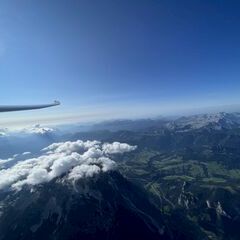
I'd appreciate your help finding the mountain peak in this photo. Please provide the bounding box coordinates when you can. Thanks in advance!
[167,112,240,131]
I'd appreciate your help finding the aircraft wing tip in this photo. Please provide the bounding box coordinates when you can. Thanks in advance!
[54,100,61,105]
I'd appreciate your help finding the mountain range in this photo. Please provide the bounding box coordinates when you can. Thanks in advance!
[1,112,240,239]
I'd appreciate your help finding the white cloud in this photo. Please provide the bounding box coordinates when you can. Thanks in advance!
[0,128,8,137]
[0,151,33,169]
[43,140,100,154]
[21,124,55,135]
[0,158,14,169]
[68,164,101,180]
[103,142,137,154]
[22,152,31,156]
[0,125,55,136]
[0,140,137,191]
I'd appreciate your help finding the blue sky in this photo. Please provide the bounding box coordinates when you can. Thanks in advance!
[0,0,240,127]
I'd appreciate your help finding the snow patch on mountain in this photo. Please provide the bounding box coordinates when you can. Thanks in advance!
[167,112,240,131]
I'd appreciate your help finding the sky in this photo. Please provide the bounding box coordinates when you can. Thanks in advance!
[0,0,240,128]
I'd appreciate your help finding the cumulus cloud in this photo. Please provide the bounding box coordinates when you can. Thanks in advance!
[0,125,54,136]
[68,164,101,180]
[0,140,137,191]
[22,124,55,135]
[103,142,137,154]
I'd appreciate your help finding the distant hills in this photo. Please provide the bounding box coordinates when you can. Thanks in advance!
[87,112,240,132]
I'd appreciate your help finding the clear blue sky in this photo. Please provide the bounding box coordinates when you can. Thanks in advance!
[0,0,240,127]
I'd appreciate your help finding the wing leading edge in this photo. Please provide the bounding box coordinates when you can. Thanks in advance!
[0,101,60,112]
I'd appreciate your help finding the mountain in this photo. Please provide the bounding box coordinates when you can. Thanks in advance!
[0,125,59,158]
[166,112,240,132]
[89,119,169,132]
[0,171,201,240]
[70,112,240,133]
[2,112,240,239]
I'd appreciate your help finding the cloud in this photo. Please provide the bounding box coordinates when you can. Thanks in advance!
[0,128,8,137]
[22,152,31,156]
[68,164,101,180]
[0,140,137,191]
[103,142,137,154]
[22,124,55,135]
[0,158,14,169]
[0,152,33,169]
[0,125,55,137]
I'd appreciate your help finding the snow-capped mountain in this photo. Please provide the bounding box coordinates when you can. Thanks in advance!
[167,112,240,131]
